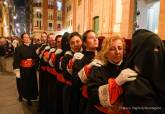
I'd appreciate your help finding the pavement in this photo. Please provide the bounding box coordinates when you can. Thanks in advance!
[0,72,41,114]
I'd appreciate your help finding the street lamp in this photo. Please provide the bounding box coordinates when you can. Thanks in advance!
[3,1,8,6]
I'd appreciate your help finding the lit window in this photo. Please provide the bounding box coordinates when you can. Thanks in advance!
[113,0,122,33]
[57,1,62,10]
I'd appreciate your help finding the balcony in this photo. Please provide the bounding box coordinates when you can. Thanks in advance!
[48,5,54,9]
[33,3,42,7]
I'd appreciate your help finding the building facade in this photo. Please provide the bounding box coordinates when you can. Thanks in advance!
[63,0,165,39]
[0,0,16,37]
[26,0,63,38]
[24,0,165,39]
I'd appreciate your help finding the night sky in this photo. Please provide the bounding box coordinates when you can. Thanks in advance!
[14,0,25,6]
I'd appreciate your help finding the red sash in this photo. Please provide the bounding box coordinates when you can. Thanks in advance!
[20,59,34,68]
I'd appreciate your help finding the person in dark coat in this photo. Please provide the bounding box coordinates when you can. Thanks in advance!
[70,30,99,114]
[123,29,165,114]
[13,33,38,105]
[39,33,55,114]
[61,32,83,114]
[35,32,48,112]
[85,35,137,114]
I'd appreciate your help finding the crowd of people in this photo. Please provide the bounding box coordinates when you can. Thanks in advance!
[11,29,165,114]
[0,37,18,72]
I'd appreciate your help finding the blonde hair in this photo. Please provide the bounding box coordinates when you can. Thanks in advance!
[95,35,125,64]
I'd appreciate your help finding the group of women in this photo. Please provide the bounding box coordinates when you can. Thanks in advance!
[13,29,165,114]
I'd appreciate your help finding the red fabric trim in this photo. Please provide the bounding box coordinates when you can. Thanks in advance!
[46,66,72,85]
[108,78,123,105]
[67,59,74,69]
[43,51,49,60]
[60,56,63,61]
[50,53,56,64]
[94,78,130,114]
[20,59,34,67]
[82,85,88,98]
[84,65,92,76]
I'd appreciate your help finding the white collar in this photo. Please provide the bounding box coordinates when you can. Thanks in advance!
[108,59,123,66]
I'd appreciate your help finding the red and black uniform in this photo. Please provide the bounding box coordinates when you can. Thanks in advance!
[48,49,64,114]
[72,50,96,114]
[38,44,50,113]
[13,43,38,100]
[61,50,76,114]
[86,62,129,114]
[45,48,57,114]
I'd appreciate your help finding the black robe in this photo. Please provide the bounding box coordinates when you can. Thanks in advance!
[54,53,65,114]
[13,44,38,100]
[124,29,165,114]
[37,44,49,113]
[72,50,96,114]
[86,62,124,114]
[61,51,74,114]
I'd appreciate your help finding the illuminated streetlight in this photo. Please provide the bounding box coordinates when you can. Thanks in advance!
[3,1,8,6]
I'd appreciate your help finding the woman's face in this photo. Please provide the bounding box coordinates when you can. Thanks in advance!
[69,36,82,52]
[56,37,62,49]
[106,39,124,64]
[48,34,56,47]
[41,33,47,43]
[85,32,98,50]
[22,34,31,44]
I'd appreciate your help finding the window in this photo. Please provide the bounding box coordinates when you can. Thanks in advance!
[34,20,42,29]
[37,20,42,29]
[93,16,99,35]
[146,2,160,33]
[67,5,71,12]
[48,12,53,20]
[36,12,42,18]
[48,0,54,9]
[57,12,62,21]
[57,15,62,21]
[33,0,41,3]
[57,24,61,30]
[57,1,62,11]
[33,0,42,7]
[48,22,53,30]
[113,0,122,33]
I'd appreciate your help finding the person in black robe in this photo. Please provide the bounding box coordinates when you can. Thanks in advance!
[13,33,38,105]
[85,35,137,114]
[70,30,99,114]
[39,33,56,114]
[61,32,83,114]
[36,32,48,112]
[123,29,165,114]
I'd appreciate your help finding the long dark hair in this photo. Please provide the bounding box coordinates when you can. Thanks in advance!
[61,32,70,54]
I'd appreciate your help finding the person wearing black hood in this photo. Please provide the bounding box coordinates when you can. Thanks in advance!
[124,29,165,114]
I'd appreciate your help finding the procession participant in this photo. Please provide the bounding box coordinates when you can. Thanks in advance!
[13,33,38,106]
[124,29,165,114]
[85,35,137,114]
[61,32,83,114]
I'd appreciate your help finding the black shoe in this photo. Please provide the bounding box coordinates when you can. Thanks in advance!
[18,96,22,102]
[27,100,32,106]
